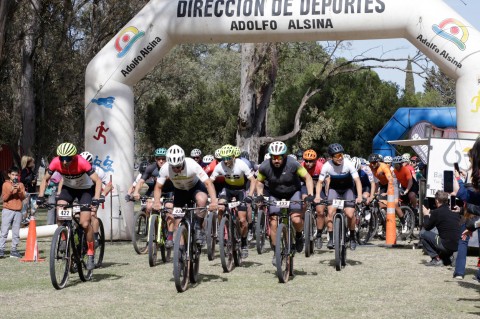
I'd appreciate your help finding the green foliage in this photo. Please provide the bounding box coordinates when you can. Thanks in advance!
[421,66,456,106]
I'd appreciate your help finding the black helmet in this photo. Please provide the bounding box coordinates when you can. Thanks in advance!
[368,153,381,162]
[139,161,148,174]
[240,151,249,160]
[296,149,304,159]
[328,143,344,156]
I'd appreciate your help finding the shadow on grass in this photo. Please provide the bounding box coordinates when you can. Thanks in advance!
[240,260,263,268]
[96,262,130,269]
[199,273,228,283]
[92,273,123,282]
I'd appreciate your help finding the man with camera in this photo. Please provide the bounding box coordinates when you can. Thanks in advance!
[0,167,26,258]
[420,190,461,266]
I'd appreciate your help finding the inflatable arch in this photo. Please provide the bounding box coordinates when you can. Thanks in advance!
[85,0,480,239]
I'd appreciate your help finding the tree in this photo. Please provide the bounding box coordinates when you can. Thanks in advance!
[422,66,456,106]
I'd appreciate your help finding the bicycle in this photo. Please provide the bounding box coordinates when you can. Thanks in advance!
[218,198,244,273]
[375,195,415,241]
[354,199,378,245]
[148,198,173,267]
[128,195,151,254]
[303,202,316,257]
[172,204,208,292]
[205,209,218,261]
[331,199,356,271]
[46,202,101,289]
[253,199,269,255]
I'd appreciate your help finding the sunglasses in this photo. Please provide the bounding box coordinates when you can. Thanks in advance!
[271,155,284,161]
[171,164,183,170]
[193,157,201,160]
[222,157,233,161]
[332,153,343,160]
[304,160,315,163]
[155,157,166,161]
[60,156,73,162]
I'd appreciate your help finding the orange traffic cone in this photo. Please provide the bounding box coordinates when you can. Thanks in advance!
[20,216,45,262]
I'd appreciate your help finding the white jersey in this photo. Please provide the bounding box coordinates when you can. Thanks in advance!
[94,166,110,185]
[319,158,359,190]
[157,157,208,190]
[210,159,253,188]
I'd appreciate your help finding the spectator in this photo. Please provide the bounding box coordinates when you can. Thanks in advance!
[45,171,62,225]
[20,155,37,223]
[420,190,461,266]
[0,167,26,258]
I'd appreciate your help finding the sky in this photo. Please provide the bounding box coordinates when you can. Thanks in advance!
[336,0,480,93]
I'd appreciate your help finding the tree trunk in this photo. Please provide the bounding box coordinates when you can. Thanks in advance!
[0,0,13,64]
[20,0,41,156]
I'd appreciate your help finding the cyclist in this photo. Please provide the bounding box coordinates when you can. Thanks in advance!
[383,156,393,172]
[352,157,375,203]
[126,161,149,197]
[256,141,314,266]
[296,150,304,164]
[314,144,363,250]
[402,153,417,181]
[210,145,256,258]
[80,151,112,248]
[301,149,327,249]
[238,150,257,241]
[37,143,103,270]
[393,155,419,213]
[191,148,205,167]
[153,145,218,245]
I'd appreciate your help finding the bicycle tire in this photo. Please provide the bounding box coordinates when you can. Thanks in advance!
[399,206,415,240]
[148,215,158,267]
[77,228,93,282]
[255,209,266,254]
[233,220,242,267]
[95,218,105,268]
[219,216,234,273]
[356,207,373,245]
[275,223,290,283]
[173,224,189,292]
[369,208,379,241]
[304,210,313,257]
[159,217,168,263]
[49,226,70,290]
[334,217,342,271]
[189,244,201,284]
[206,211,217,261]
[132,211,148,254]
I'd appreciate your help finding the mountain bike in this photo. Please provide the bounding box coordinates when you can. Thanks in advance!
[172,204,208,292]
[269,199,304,283]
[254,197,269,254]
[205,209,218,261]
[303,202,316,257]
[148,198,173,267]
[332,199,356,271]
[354,199,378,245]
[218,198,244,273]
[46,203,99,289]
[128,195,151,254]
[375,195,415,241]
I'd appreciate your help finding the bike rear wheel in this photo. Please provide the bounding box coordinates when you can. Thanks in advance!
[356,207,376,245]
[219,216,234,272]
[255,209,266,254]
[132,211,148,254]
[334,217,343,271]
[77,228,93,282]
[148,215,158,267]
[160,217,169,263]
[95,218,105,268]
[398,206,415,240]
[49,226,70,290]
[189,244,201,284]
[275,223,290,283]
[206,211,217,261]
[233,220,242,267]
[304,210,314,257]
[173,224,189,292]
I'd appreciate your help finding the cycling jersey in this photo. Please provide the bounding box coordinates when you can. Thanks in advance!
[393,166,413,189]
[319,158,358,190]
[257,156,308,198]
[203,159,218,176]
[210,159,253,190]
[370,162,392,186]
[141,163,159,182]
[157,157,209,190]
[405,164,416,180]
[302,159,323,181]
[94,165,109,185]
[358,169,371,190]
[48,156,95,189]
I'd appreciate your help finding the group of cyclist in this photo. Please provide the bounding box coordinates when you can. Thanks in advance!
[34,140,422,273]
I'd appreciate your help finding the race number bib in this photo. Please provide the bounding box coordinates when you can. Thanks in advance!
[228,201,240,209]
[57,207,73,220]
[172,207,185,218]
[275,200,290,208]
[332,199,345,209]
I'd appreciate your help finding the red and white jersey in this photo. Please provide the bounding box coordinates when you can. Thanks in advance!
[48,155,95,189]
[157,157,208,190]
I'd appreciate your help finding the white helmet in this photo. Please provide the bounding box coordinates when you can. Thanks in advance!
[343,154,351,160]
[392,155,403,164]
[80,151,93,164]
[402,153,411,162]
[264,153,271,161]
[351,157,361,171]
[268,141,287,155]
[214,148,222,160]
[167,145,185,166]
[202,155,214,164]
[190,149,202,157]
[383,156,393,164]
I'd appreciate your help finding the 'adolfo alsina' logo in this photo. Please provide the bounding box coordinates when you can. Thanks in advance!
[432,18,469,51]
[115,26,145,58]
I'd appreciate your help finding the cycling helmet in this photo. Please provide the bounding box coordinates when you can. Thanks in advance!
[303,149,317,161]
[166,145,185,166]
[268,141,287,155]
[80,151,93,164]
[296,149,304,159]
[264,153,271,161]
[219,144,235,158]
[319,157,326,164]
[240,151,249,160]
[139,161,148,174]
[351,157,361,171]
[57,143,77,156]
[214,148,222,160]
[378,154,383,162]
[368,153,381,163]
[202,155,214,164]
[190,148,202,157]
[154,147,167,157]
[288,154,297,159]
[233,146,241,158]
[411,156,418,162]
[392,155,403,164]
[359,158,367,165]
[327,143,344,156]
[383,156,393,164]
[344,154,351,160]
[402,153,411,162]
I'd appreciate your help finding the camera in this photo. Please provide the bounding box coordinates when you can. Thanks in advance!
[12,177,18,184]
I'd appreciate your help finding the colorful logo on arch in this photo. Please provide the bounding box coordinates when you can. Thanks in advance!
[432,18,469,51]
[115,26,145,58]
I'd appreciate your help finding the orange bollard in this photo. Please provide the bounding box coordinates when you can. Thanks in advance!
[385,181,396,245]
[20,216,45,262]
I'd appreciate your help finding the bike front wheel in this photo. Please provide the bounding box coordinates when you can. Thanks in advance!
[132,211,148,254]
[173,224,189,292]
[334,217,343,271]
[77,228,93,282]
[49,226,71,290]
[219,216,234,273]
[255,209,266,254]
[275,223,291,283]
[206,211,217,261]
[95,218,105,268]
[148,215,158,267]
[304,210,314,257]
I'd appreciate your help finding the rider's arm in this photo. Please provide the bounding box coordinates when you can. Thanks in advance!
[38,170,52,198]
[247,175,256,197]
[89,172,102,199]
[153,181,163,209]
[256,172,266,196]
[57,177,63,195]
[204,179,218,206]
[405,172,413,194]
[353,176,363,202]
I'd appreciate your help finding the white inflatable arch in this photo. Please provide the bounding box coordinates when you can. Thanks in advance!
[85,0,480,239]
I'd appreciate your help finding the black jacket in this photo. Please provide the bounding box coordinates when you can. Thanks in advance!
[424,204,461,252]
